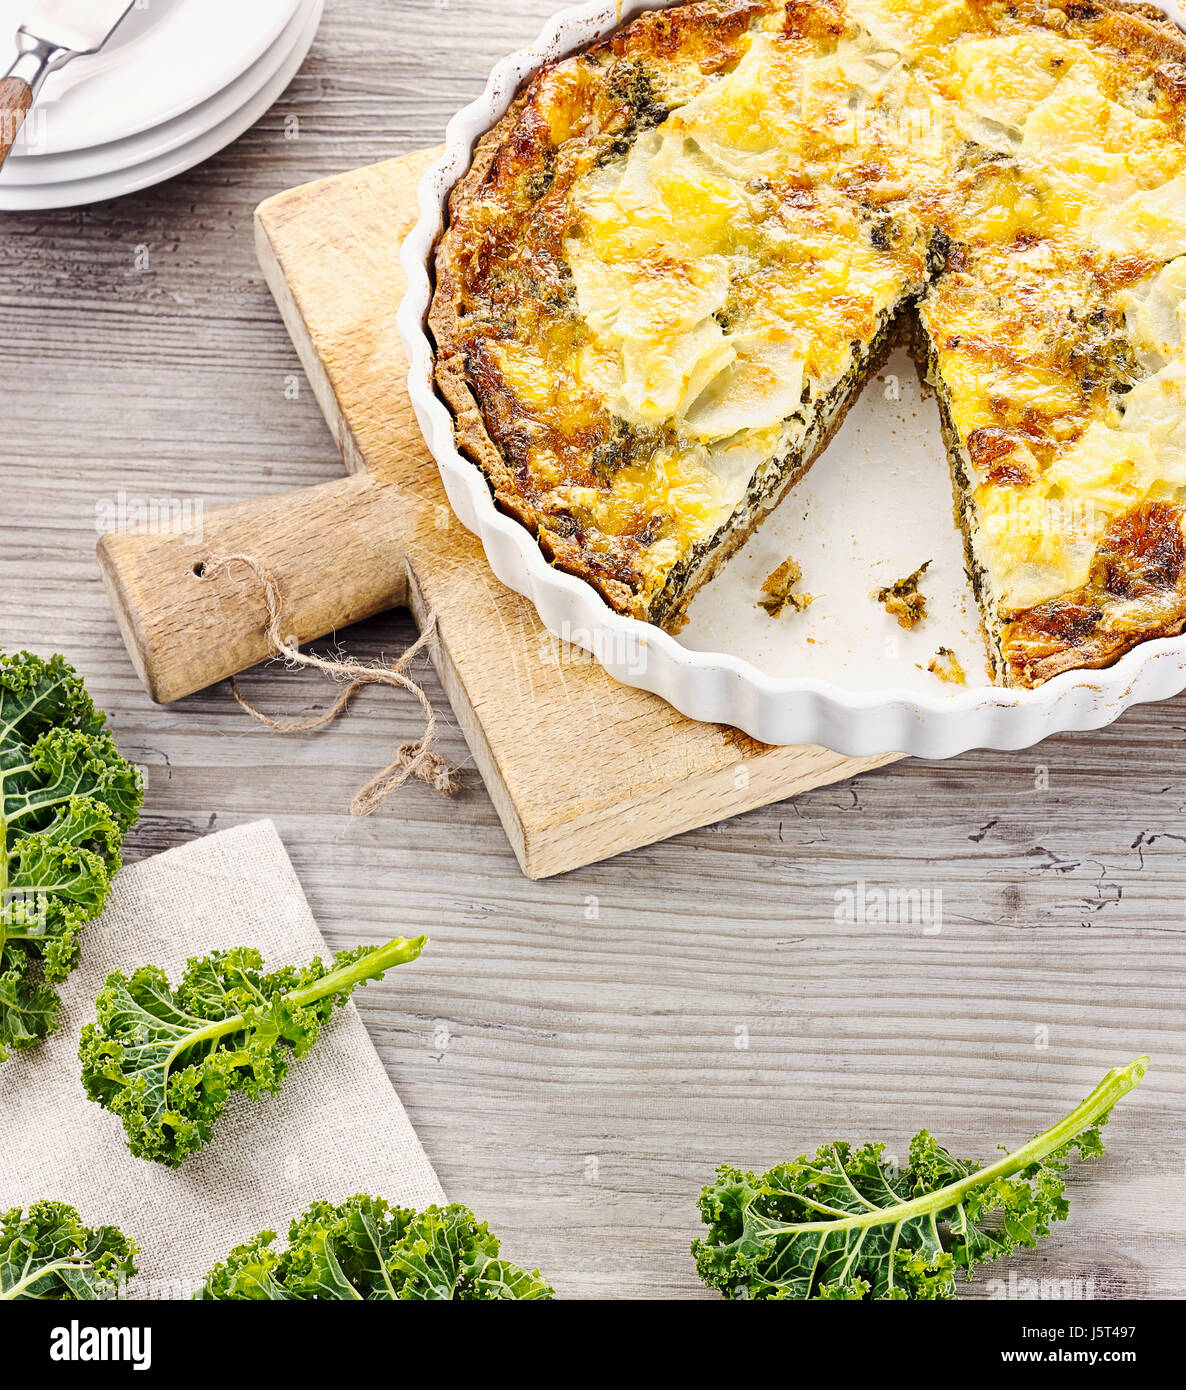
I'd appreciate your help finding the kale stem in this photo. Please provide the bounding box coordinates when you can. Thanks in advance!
[163,937,427,1076]
[759,1058,1149,1237]
[0,1257,89,1300]
[285,937,427,1009]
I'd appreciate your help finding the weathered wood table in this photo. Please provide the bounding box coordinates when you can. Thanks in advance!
[1,0,1182,1299]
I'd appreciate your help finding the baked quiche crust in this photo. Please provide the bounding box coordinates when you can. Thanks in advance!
[431,0,1186,687]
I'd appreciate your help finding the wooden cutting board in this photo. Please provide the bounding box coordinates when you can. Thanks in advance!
[97,148,900,878]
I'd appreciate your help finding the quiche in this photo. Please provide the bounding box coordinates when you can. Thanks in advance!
[430,0,1186,688]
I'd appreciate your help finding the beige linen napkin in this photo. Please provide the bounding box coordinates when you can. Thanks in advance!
[0,819,445,1299]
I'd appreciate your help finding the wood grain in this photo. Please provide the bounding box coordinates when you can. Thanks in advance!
[98,148,898,878]
[0,76,32,168]
[0,0,1183,1300]
[99,471,411,701]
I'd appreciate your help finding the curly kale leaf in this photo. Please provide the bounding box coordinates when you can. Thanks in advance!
[0,1201,137,1301]
[79,935,426,1167]
[694,1057,1148,1301]
[197,1194,554,1300]
[0,651,144,1061]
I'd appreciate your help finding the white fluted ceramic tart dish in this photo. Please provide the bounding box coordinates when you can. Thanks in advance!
[400,0,1186,756]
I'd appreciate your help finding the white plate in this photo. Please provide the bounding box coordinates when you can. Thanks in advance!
[1,0,300,156]
[1,0,316,185]
[0,0,322,209]
[398,0,1186,758]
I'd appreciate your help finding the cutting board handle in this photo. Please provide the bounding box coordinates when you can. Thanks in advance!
[98,472,414,703]
[0,76,32,167]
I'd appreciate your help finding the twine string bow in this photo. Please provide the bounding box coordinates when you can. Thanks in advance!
[202,554,458,813]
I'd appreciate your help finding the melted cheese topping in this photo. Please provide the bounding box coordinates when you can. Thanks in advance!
[1123,258,1186,371]
[537,14,945,568]
[440,0,1186,677]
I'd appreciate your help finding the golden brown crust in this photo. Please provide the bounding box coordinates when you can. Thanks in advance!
[431,86,646,617]
[1007,609,1186,685]
[1070,1,1186,122]
[1002,500,1186,686]
[1095,0,1186,81]
[431,91,649,620]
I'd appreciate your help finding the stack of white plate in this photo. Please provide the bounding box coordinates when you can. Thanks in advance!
[0,0,323,210]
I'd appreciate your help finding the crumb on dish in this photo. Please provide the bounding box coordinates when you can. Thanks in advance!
[759,557,816,618]
[876,561,931,629]
[926,647,966,685]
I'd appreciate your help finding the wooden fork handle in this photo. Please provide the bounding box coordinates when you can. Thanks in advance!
[0,76,32,168]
